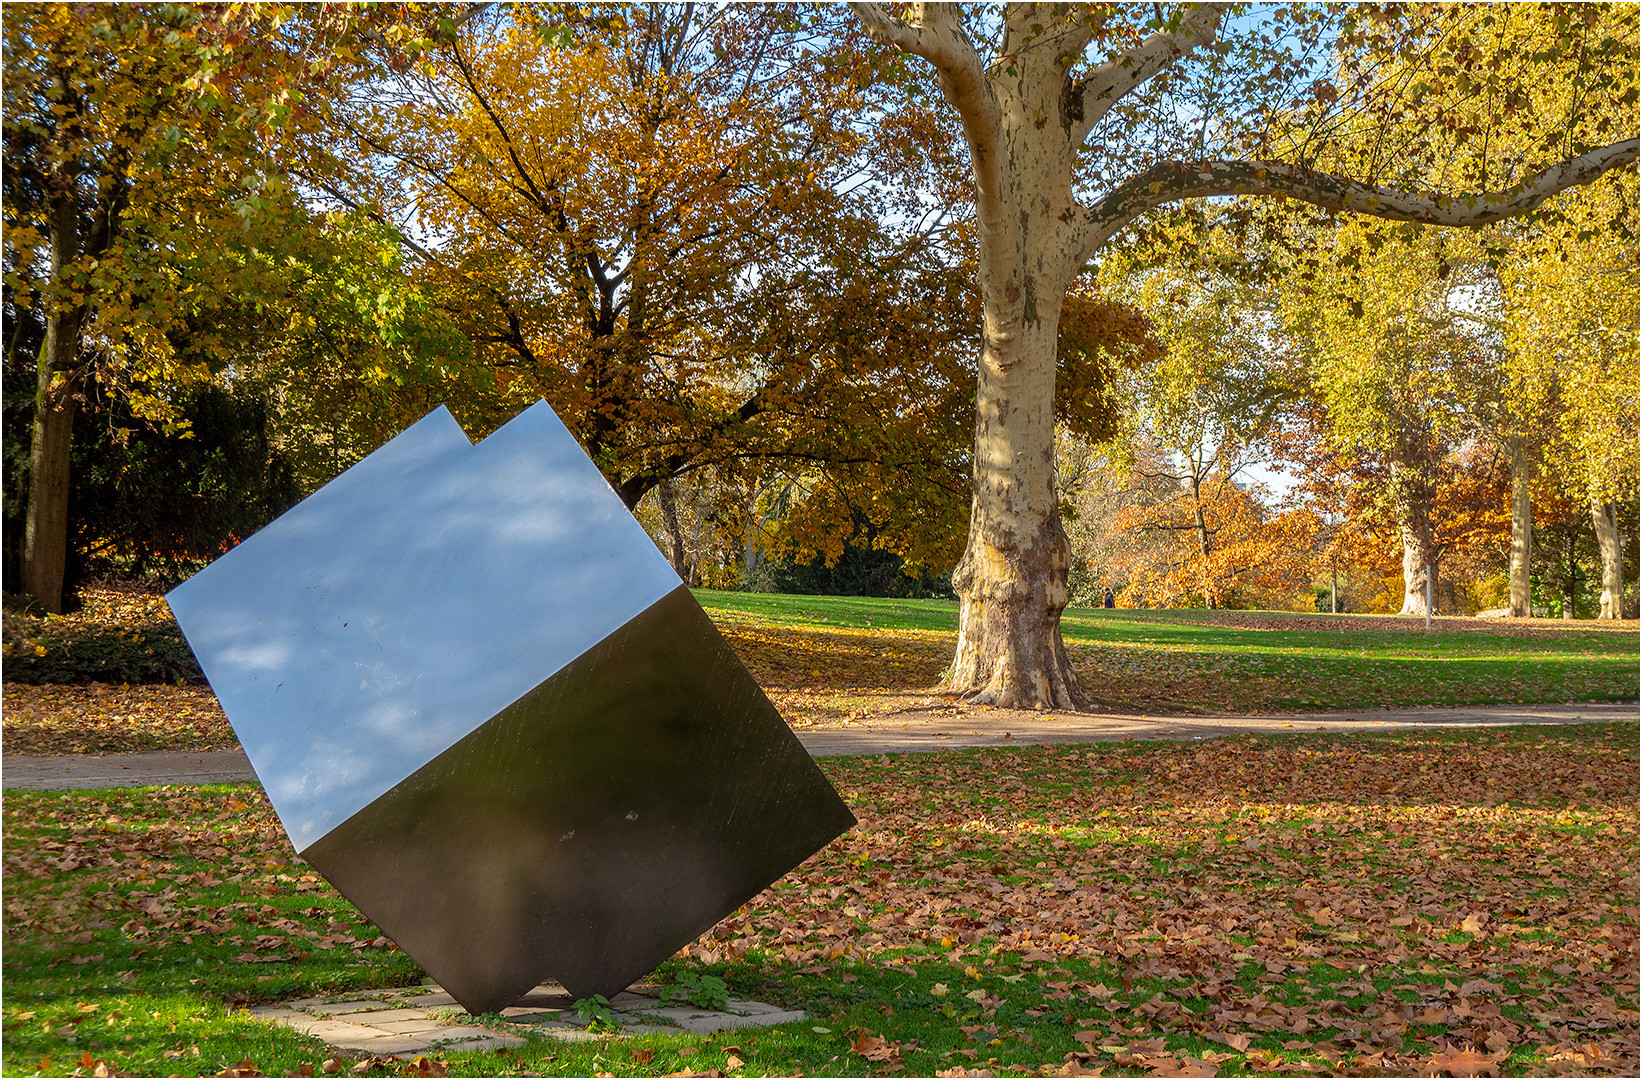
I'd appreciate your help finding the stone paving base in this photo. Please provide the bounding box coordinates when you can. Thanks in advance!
[248,980,805,1058]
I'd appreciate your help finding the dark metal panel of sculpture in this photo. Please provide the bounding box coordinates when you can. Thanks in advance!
[166,402,855,1016]
[301,585,855,1014]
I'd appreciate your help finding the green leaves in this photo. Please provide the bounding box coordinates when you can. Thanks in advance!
[658,971,730,1012]
[571,994,619,1032]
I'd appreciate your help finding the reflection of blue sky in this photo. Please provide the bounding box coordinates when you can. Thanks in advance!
[167,402,681,852]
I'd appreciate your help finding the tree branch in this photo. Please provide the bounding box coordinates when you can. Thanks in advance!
[1076,138,1641,265]
[1068,2,1229,146]
[849,2,1003,200]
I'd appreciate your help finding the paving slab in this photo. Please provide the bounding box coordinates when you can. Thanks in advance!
[245,979,805,1058]
[630,1001,808,1033]
[328,997,449,1017]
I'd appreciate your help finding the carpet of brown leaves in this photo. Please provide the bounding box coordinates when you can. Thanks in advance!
[1,683,235,755]
[706,731,1640,1076]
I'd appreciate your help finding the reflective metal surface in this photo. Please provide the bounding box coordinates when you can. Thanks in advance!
[167,401,853,1016]
[302,584,856,1015]
[167,402,680,850]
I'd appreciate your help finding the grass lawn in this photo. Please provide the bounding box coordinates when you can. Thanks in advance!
[698,591,1639,724]
[3,588,1636,754]
[3,725,1637,1077]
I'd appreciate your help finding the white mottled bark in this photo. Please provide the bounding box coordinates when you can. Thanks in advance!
[1508,441,1533,617]
[1591,500,1624,620]
[1398,525,1433,618]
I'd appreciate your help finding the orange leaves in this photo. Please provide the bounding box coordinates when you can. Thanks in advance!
[1076,453,1317,612]
[1204,1031,1251,1052]
[1055,285,1160,446]
[718,621,948,693]
[1425,1044,1509,1076]
[850,1030,905,1066]
[303,7,978,569]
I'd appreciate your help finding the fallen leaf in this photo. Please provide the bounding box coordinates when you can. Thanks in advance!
[1427,1047,1509,1077]
[1206,1032,1251,1051]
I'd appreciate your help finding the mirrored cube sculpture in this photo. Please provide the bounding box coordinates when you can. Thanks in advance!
[167,401,856,1015]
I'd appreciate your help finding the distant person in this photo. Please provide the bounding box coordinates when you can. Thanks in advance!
[1102,587,1115,609]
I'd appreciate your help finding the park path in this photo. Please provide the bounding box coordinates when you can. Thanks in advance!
[2,701,1634,791]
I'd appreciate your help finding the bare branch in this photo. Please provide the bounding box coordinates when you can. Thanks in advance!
[1076,138,1641,265]
[1068,2,1229,146]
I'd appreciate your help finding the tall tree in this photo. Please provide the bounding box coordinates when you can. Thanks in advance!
[1094,229,1295,607]
[307,2,978,537]
[1285,219,1500,617]
[849,2,1638,706]
[2,3,332,611]
[1272,402,1509,616]
[1500,172,1640,619]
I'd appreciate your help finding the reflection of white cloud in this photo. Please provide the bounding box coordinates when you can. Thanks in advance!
[168,401,681,852]
[218,640,295,673]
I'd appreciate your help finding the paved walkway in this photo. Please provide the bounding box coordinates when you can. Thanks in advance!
[3,702,1634,790]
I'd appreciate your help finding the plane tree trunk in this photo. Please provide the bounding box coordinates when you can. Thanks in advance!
[949,296,1089,707]
[1591,499,1625,620]
[1507,439,1533,617]
[1398,524,1435,618]
[936,14,1087,708]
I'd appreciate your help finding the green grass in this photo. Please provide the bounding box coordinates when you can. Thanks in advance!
[695,589,962,633]
[4,726,1637,1077]
[696,590,1639,713]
